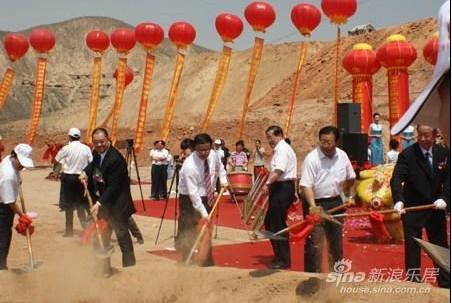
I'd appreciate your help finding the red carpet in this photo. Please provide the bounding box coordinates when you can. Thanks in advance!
[135,198,449,281]
[134,196,245,229]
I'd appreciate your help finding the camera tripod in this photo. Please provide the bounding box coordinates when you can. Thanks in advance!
[154,162,180,245]
[125,139,146,212]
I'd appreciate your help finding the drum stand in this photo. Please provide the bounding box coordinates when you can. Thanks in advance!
[154,163,180,245]
[125,139,146,212]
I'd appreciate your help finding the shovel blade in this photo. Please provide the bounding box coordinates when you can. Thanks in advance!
[12,260,43,274]
[95,245,114,259]
[414,238,450,274]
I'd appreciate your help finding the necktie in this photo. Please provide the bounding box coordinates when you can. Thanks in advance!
[424,151,432,168]
[204,159,215,207]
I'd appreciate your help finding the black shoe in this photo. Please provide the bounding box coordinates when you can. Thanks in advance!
[270,262,290,270]
[136,238,144,245]
[62,232,74,237]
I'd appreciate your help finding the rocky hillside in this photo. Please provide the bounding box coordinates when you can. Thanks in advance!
[0,17,439,163]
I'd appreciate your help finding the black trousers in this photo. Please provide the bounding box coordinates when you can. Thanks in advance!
[60,173,88,233]
[303,196,343,273]
[128,217,143,240]
[264,181,295,266]
[175,194,214,266]
[151,164,168,199]
[100,210,136,267]
[0,203,14,270]
[402,209,450,288]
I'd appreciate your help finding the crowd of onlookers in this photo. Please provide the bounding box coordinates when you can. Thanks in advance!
[148,138,270,200]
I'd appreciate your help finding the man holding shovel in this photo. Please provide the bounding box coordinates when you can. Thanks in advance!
[300,126,356,273]
[80,128,136,270]
[391,124,450,288]
[0,144,34,270]
[176,133,228,266]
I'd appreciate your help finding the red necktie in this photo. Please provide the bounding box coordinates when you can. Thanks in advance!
[204,159,215,206]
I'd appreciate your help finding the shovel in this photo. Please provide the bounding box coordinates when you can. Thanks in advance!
[81,179,113,261]
[257,201,353,241]
[185,187,225,265]
[16,182,42,272]
[332,203,436,219]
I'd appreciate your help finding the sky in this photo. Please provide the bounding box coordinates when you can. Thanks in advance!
[0,0,446,51]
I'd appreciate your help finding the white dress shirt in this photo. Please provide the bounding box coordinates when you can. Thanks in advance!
[55,141,93,174]
[0,156,20,205]
[300,147,356,199]
[150,148,169,165]
[270,139,297,181]
[178,150,227,217]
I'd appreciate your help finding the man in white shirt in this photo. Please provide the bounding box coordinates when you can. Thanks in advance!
[300,126,356,273]
[55,128,93,237]
[149,140,169,200]
[0,144,34,270]
[262,125,297,269]
[176,133,228,266]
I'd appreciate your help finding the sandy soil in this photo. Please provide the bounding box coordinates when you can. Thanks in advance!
[0,167,449,303]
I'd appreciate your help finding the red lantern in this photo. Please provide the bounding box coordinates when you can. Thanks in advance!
[376,34,417,68]
[377,34,417,128]
[135,22,164,50]
[110,28,136,54]
[423,33,439,65]
[343,44,380,75]
[114,66,134,87]
[86,30,110,53]
[29,28,55,53]
[342,43,380,133]
[168,22,196,48]
[291,3,321,37]
[321,0,357,25]
[3,33,29,61]
[215,13,244,43]
[244,1,276,32]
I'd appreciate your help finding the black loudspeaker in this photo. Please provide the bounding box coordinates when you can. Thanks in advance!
[340,133,368,165]
[337,103,361,134]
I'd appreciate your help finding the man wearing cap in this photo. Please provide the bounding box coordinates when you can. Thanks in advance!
[56,128,93,237]
[0,144,34,270]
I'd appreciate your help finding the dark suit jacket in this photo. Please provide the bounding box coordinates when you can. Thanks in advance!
[390,143,450,208]
[84,146,135,221]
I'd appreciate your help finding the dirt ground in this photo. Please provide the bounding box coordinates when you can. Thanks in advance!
[0,167,449,303]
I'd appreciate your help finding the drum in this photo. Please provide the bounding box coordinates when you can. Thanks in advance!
[228,171,253,196]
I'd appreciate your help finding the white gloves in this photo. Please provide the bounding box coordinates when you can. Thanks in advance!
[433,199,447,210]
[393,201,405,214]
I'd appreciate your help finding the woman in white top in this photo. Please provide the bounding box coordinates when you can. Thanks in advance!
[368,113,384,165]
[386,139,400,164]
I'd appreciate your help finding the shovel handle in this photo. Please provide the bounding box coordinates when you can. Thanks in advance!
[185,187,225,264]
[333,203,436,218]
[18,182,35,269]
[81,179,105,251]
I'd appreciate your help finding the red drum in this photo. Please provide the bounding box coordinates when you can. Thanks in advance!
[228,171,253,196]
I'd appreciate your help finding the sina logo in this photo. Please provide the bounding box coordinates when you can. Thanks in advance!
[326,259,365,286]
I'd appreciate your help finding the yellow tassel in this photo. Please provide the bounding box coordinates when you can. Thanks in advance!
[86,56,102,144]
[284,42,307,136]
[200,45,232,132]
[0,68,15,112]
[110,57,128,145]
[134,52,156,153]
[160,50,185,141]
[333,26,342,126]
[237,37,264,139]
[28,58,47,145]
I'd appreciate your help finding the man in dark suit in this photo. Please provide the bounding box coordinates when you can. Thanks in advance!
[81,127,136,268]
[390,124,450,288]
